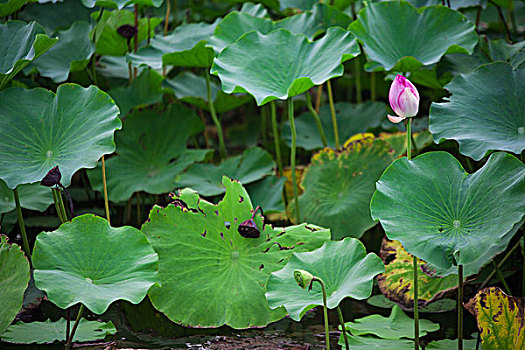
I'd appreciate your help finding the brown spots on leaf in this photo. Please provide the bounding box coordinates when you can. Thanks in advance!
[259,264,264,271]
[201,230,207,238]
[239,196,244,203]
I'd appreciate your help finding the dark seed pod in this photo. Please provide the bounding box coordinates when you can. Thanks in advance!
[238,218,260,238]
[40,166,61,187]
[117,24,138,39]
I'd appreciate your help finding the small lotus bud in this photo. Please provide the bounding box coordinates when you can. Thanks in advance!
[294,269,314,290]
[238,218,260,238]
[387,75,420,123]
[117,24,138,39]
[40,166,61,187]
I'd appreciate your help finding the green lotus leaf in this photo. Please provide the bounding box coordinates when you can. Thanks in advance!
[226,0,279,10]
[0,21,57,89]
[0,236,30,335]
[33,214,158,314]
[429,62,525,161]
[1,318,116,344]
[342,305,439,339]
[426,338,478,349]
[163,71,252,114]
[86,104,209,203]
[370,151,525,274]
[377,238,458,308]
[403,0,487,10]
[246,175,286,214]
[292,134,394,239]
[175,147,275,197]
[337,335,416,349]
[348,1,478,71]
[27,21,95,83]
[81,0,163,9]
[266,237,384,321]
[142,177,331,328]
[0,181,53,214]
[0,0,38,17]
[280,0,316,11]
[367,295,457,313]
[282,102,387,150]
[211,27,360,106]
[380,131,435,159]
[0,84,121,189]
[239,2,268,17]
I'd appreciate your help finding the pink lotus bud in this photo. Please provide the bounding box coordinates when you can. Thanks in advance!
[388,75,419,123]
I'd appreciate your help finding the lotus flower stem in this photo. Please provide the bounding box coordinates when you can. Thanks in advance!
[326,81,340,150]
[101,155,111,224]
[313,277,330,350]
[354,58,362,104]
[458,264,463,350]
[337,306,349,350]
[271,102,283,176]
[370,72,376,101]
[164,0,171,35]
[205,69,227,158]
[305,92,328,147]
[52,188,66,223]
[480,240,520,289]
[57,188,69,221]
[413,256,419,349]
[13,188,31,266]
[65,304,84,350]
[491,260,511,295]
[315,84,323,113]
[407,119,412,160]
[288,98,301,223]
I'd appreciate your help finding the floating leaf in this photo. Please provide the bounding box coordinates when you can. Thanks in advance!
[0,84,121,189]
[337,335,416,349]
[0,0,38,17]
[142,177,330,328]
[370,151,525,275]
[175,147,275,197]
[1,318,116,344]
[0,236,30,335]
[426,338,478,349]
[87,105,209,203]
[292,134,394,239]
[81,0,164,10]
[348,1,478,71]
[211,27,360,106]
[266,237,384,321]
[246,175,286,214]
[367,294,457,313]
[33,214,158,314]
[239,2,268,17]
[0,181,53,214]
[429,62,525,161]
[465,287,524,350]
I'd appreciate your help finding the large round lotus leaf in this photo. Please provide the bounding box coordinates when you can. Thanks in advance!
[429,62,525,161]
[0,236,30,334]
[33,214,159,314]
[175,147,275,197]
[87,104,209,203]
[98,55,146,79]
[0,21,57,89]
[163,71,252,114]
[292,134,394,239]
[282,102,387,150]
[465,287,525,350]
[239,3,267,17]
[426,338,478,350]
[0,84,121,189]
[370,151,525,274]
[27,21,94,83]
[211,27,360,106]
[377,238,458,309]
[1,318,116,344]
[337,335,414,350]
[266,237,384,321]
[348,1,478,72]
[0,0,37,17]
[0,181,53,214]
[81,0,163,10]
[142,177,331,328]
[343,305,439,339]
[367,295,457,313]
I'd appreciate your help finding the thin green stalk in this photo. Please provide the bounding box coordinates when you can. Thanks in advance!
[370,72,376,101]
[458,264,463,350]
[52,188,66,223]
[354,57,362,104]
[326,81,340,150]
[136,192,141,227]
[305,92,328,147]
[288,98,300,223]
[480,240,520,289]
[491,260,512,295]
[56,188,68,222]
[337,306,349,350]
[205,69,226,158]
[65,304,84,350]
[271,102,283,176]
[13,188,31,265]
[101,155,111,224]
[261,105,268,146]
[408,119,418,350]
[407,118,412,160]
[313,277,330,350]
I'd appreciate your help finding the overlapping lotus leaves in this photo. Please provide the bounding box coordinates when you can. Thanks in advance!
[292,134,394,239]
[337,335,414,349]
[0,84,121,189]
[403,0,487,10]
[367,294,457,313]
[163,71,252,114]
[246,176,286,214]
[81,0,163,9]
[0,318,116,344]
[342,305,439,339]
[282,102,387,150]
[280,0,317,11]
[175,147,275,197]
[0,236,30,335]
[87,104,209,203]
[0,0,37,17]
[465,287,524,350]
[266,237,384,321]
[33,214,159,314]
[128,19,220,69]
[429,62,525,161]
[348,1,478,71]
[0,181,53,214]
[370,151,525,274]
[0,21,57,88]
[142,177,331,328]
[226,0,279,10]
[18,1,94,34]
[239,2,268,17]
[27,21,94,83]
[211,27,360,106]
[377,238,458,308]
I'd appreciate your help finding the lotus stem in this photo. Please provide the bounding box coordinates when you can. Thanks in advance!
[305,92,328,147]
[288,98,301,223]
[52,188,66,223]
[13,188,31,266]
[491,260,511,295]
[136,192,141,227]
[315,84,323,113]
[337,306,349,350]
[480,240,520,289]
[354,57,362,104]
[101,155,111,224]
[370,72,376,101]
[407,119,412,160]
[458,264,463,350]
[56,188,69,222]
[65,304,84,350]
[489,0,512,43]
[271,102,283,176]
[413,255,419,349]
[326,81,340,151]
[261,105,268,146]
[164,0,171,35]
[205,69,227,158]
[313,277,330,350]
[66,309,70,345]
